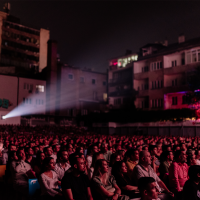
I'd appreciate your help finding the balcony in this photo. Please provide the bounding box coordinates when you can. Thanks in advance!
[109,78,132,86]
[109,89,134,97]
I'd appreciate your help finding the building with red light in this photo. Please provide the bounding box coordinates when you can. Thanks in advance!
[134,35,200,110]
[108,35,200,111]
[108,51,138,108]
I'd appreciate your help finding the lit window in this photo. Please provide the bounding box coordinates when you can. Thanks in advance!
[36,85,44,92]
[92,79,96,85]
[68,74,74,80]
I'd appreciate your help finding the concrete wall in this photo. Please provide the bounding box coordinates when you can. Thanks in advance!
[0,12,8,59]
[18,77,46,114]
[39,28,50,72]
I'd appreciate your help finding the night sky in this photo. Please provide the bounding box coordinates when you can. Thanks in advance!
[1,1,200,73]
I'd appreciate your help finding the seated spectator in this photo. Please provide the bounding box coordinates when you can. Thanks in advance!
[54,150,71,180]
[92,159,129,200]
[88,152,104,180]
[52,144,60,158]
[33,151,45,176]
[11,147,31,196]
[25,147,34,167]
[86,144,99,169]
[138,177,160,200]
[66,143,74,155]
[169,150,189,193]
[125,149,139,179]
[196,150,200,165]
[187,153,197,166]
[149,145,160,173]
[1,144,16,165]
[109,152,121,167]
[61,156,93,200]
[159,151,173,182]
[183,165,200,200]
[44,146,57,162]
[33,146,39,158]
[5,150,18,183]
[39,157,62,199]
[112,161,139,198]
[101,143,112,162]
[132,150,173,196]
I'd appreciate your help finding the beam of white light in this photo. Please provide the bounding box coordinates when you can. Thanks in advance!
[4,77,105,119]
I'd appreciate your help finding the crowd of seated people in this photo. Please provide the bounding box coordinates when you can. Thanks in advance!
[1,125,200,199]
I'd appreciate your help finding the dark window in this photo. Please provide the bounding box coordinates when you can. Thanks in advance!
[182,95,187,104]
[182,58,185,65]
[175,79,177,86]
[172,80,174,86]
[172,97,177,105]
[157,62,159,69]
[103,81,106,86]
[160,62,163,69]
[161,80,163,88]
[157,80,160,88]
[92,79,96,84]
[152,82,154,89]
[152,99,154,108]
[154,63,156,70]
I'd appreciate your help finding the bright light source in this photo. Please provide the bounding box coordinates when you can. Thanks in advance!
[2,116,6,120]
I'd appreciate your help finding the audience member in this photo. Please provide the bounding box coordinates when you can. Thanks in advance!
[92,159,129,200]
[112,161,139,198]
[62,156,93,200]
[125,149,139,178]
[169,150,189,193]
[54,150,71,180]
[39,157,62,199]
[132,150,173,197]
[138,177,160,200]
[183,165,200,200]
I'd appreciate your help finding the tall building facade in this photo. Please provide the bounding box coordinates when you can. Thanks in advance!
[134,35,200,110]
[0,8,49,74]
[108,52,138,108]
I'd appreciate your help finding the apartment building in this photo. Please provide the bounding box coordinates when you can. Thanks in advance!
[108,52,138,108]
[0,4,49,73]
[134,35,200,110]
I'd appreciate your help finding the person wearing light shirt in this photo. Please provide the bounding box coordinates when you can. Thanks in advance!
[54,150,71,180]
[11,147,31,196]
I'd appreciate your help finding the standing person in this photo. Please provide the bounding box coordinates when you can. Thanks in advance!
[54,150,71,180]
[39,157,62,199]
[61,157,93,200]
[138,177,160,200]
[92,159,129,200]
[169,150,189,193]
[183,165,200,200]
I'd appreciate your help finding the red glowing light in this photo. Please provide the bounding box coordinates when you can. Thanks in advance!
[113,62,118,66]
